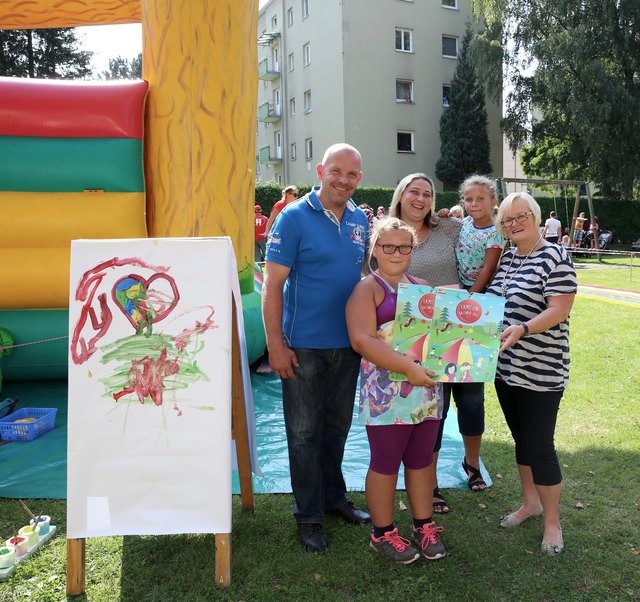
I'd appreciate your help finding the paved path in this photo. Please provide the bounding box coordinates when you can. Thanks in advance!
[577,284,640,306]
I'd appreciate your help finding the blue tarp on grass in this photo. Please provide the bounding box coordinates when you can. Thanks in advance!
[0,374,491,499]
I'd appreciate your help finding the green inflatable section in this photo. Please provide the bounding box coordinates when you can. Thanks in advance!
[0,310,68,381]
[0,293,266,383]
[0,137,144,192]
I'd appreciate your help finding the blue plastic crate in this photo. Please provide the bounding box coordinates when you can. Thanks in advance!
[0,408,57,442]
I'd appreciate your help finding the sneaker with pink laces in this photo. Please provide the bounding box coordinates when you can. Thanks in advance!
[413,521,446,560]
[370,528,420,564]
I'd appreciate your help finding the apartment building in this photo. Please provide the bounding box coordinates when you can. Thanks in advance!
[256,0,502,188]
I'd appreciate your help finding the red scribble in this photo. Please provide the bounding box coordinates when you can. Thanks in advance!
[71,257,171,365]
[113,348,180,406]
[172,402,183,417]
[174,307,218,351]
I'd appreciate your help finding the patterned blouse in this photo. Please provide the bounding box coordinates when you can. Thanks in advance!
[409,218,462,287]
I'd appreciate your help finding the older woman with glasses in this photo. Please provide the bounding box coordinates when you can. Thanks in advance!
[486,191,576,556]
[265,185,299,234]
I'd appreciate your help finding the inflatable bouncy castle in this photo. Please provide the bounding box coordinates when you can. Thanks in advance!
[0,78,149,380]
[0,0,265,383]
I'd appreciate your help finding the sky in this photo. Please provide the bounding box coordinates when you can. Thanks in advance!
[79,2,269,74]
[76,24,142,74]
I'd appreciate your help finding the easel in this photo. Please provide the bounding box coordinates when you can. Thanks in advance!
[67,302,255,594]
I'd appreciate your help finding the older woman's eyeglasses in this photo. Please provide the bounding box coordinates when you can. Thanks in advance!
[288,191,299,197]
[500,211,534,228]
[376,243,414,255]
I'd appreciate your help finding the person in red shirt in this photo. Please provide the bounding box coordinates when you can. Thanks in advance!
[265,185,299,234]
[254,204,269,261]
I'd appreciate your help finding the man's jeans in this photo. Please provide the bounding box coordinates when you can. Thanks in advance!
[281,347,361,523]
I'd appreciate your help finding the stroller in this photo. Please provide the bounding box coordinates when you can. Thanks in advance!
[579,229,614,255]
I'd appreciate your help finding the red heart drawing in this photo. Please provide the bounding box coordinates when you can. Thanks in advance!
[112,273,180,332]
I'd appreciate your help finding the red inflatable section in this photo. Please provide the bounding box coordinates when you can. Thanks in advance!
[0,77,148,140]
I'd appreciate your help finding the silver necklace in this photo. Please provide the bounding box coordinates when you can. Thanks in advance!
[500,234,543,296]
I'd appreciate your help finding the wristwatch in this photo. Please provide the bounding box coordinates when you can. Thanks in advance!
[519,322,529,336]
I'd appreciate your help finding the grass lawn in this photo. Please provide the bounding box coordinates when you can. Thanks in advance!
[1,271,639,601]
[575,261,640,291]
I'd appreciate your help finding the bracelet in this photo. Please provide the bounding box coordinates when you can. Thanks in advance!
[520,322,529,336]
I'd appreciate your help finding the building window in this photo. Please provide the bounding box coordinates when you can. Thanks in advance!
[305,138,313,160]
[288,52,295,71]
[397,131,414,153]
[256,155,260,174]
[275,131,282,157]
[442,35,458,58]
[302,0,309,19]
[442,85,451,107]
[287,7,294,26]
[304,90,312,113]
[396,79,414,103]
[271,15,277,29]
[274,89,281,114]
[289,97,296,116]
[395,28,413,53]
[442,0,457,8]
[303,43,311,66]
[291,143,297,161]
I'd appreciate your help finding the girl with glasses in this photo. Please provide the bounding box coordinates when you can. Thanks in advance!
[346,217,446,564]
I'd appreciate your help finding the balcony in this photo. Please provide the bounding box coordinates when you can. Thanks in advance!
[258,58,280,80]
[259,146,282,165]
[258,102,281,123]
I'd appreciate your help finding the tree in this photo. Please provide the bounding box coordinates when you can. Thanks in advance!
[435,24,493,191]
[0,28,92,79]
[401,301,413,319]
[472,0,640,200]
[101,53,142,80]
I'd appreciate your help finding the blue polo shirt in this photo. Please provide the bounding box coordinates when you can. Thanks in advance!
[265,186,368,348]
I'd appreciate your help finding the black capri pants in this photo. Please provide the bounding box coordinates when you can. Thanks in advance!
[494,379,563,486]
[433,382,485,453]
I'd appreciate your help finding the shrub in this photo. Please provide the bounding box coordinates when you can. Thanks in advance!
[255,186,639,243]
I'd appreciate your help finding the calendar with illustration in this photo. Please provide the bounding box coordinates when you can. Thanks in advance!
[424,288,506,383]
[389,283,435,382]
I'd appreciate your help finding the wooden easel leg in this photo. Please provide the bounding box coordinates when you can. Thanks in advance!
[66,538,86,596]
[231,304,255,511]
[215,533,231,587]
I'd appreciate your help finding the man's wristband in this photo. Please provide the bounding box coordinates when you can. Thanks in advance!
[520,322,529,336]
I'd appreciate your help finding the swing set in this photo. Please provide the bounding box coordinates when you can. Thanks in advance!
[496,177,601,257]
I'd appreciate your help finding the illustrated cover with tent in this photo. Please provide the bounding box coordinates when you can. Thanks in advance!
[424,288,505,383]
[390,286,505,383]
[389,283,436,381]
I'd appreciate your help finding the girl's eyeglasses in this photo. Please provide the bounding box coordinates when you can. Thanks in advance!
[376,243,414,255]
[500,211,533,228]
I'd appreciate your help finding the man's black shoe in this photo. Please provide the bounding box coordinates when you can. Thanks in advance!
[297,523,328,552]
[329,501,371,524]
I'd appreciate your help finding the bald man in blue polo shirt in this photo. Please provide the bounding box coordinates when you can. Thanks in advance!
[263,143,371,551]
